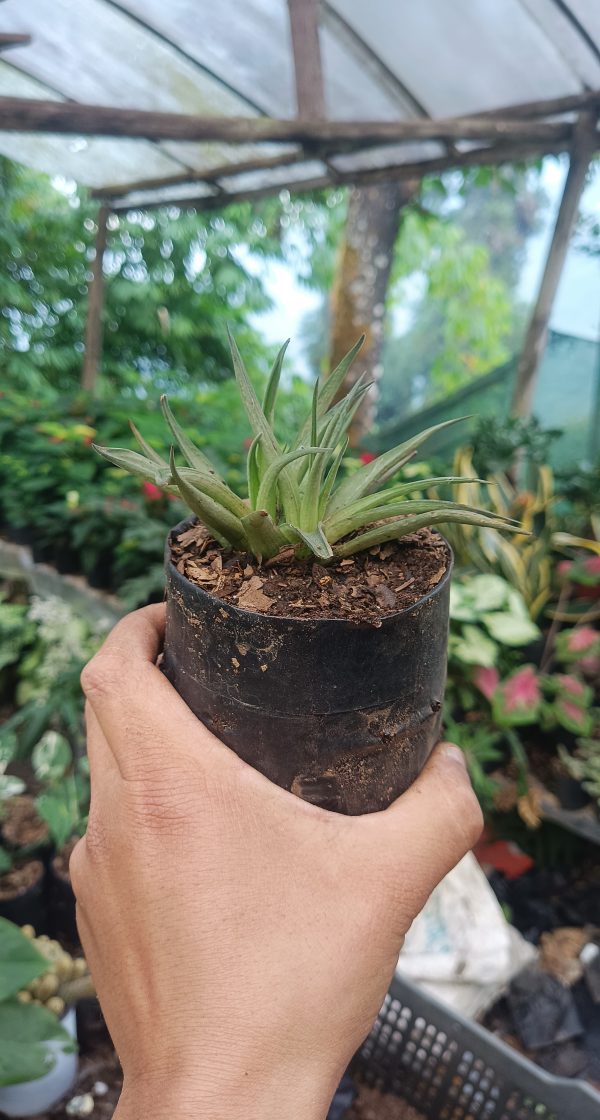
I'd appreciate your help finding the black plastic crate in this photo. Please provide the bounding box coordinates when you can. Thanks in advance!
[352,975,600,1119]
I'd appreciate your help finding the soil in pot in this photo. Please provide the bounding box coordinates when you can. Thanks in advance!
[49,838,79,949]
[164,520,452,815]
[0,858,49,931]
[1,795,51,858]
[344,1084,427,1120]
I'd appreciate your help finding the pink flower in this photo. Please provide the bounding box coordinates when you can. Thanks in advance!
[243,437,254,450]
[359,451,377,464]
[142,481,163,502]
[502,666,541,713]
[567,626,598,653]
[473,666,499,701]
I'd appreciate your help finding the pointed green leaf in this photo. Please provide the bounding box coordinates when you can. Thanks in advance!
[256,447,330,516]
[332,509,525,559]
[292,523,334,561]
[327,417,471,515]
[160,396,216,473]
[169,450,245,550]
[246,436,261,508]
[128,420,169,468]
[240,511,287,561]
[0,1000,76,1087]
[319,438,348,519]
[318,336,366,417]
[227,329,279,462]
[327,499,521,543]
[263,340,290,425]
[93,445,170,487]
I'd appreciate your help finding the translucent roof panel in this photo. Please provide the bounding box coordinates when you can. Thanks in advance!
[0,0,598,206]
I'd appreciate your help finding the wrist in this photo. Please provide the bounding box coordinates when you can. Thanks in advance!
[114,1060,341,1120]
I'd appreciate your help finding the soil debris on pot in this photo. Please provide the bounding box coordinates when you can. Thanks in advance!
[344,1084,427,1119]
[1,794,49,848]
[171,522,450,624]
[0,858,44,900]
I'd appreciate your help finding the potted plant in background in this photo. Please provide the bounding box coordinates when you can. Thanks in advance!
[0,757,48,933]
[95,336,522,814]
[0,918,93,1117]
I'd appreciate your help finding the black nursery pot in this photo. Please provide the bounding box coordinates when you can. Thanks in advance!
[0,862,49,933]
[48,857,79,947]
[163,520,453,815]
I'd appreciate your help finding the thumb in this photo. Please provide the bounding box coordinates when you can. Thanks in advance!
[369,742,484,918]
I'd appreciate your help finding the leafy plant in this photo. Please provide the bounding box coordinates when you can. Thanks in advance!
[449,574,539,668]
[432,447,555,618]
[0,919,75,1087]
[559,739,600,806]
[95,336,522,564]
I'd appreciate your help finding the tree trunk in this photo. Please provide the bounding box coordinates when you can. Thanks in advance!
[329,181,417,444]
[81,205,108,393]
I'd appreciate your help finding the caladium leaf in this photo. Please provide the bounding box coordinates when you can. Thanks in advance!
[492,666,542,727]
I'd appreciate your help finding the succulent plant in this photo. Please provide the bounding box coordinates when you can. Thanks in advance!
[94,335,522,564]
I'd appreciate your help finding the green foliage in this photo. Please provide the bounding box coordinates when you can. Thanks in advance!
[0,919,74,1087]
[559,739,600,805]
[449,575,540,668]
[96,336,522,563]
[0,158,286,394]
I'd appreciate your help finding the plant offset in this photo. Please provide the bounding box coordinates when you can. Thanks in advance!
[95,335,521,565]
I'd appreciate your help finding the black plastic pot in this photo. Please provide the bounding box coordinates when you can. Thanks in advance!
[556,775,592,811]
[0,862,49,933]
[163,519,452,815]
[48,857,79,948]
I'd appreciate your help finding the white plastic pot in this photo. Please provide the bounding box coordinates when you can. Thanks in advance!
[0,1006,78,1117]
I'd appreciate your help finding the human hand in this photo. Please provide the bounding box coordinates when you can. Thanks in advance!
[73,604,482,1120]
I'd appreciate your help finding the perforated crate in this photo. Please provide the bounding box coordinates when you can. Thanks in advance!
[351,975,600,1120]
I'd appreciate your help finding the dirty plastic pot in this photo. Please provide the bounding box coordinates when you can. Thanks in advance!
[556,775,592,812]
[0,861,49,933]
[48,857,79,948]
[163,519,453,815]
[0,1006,78,1117]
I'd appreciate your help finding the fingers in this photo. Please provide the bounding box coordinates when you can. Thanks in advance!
[370,742,483,914]
[81,604,243,784]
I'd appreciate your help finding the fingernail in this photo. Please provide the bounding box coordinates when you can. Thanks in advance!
[440,743,467,768]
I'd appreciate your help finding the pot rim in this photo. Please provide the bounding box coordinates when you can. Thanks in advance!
[166,517,454,628]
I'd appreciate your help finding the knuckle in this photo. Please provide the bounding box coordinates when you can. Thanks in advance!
[127,777,196,835]
[80,652,125,700]
[68,837,89,900]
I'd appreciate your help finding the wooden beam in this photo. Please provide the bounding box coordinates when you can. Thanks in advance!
[0,33,31,50]
[510,115,597,419]
[0,96,581,146]
[81,205,108,393]
[287,0,325,118]
[92,149,306,200]
[110,136,572,213]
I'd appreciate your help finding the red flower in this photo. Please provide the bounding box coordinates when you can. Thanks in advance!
[142,481,163,502]
[243,437,254,450]
[359,451,377,464]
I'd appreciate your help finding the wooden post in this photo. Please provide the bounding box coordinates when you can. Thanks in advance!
[510,117,596,418]
[287,0,325,118]
[81,205,108,393]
